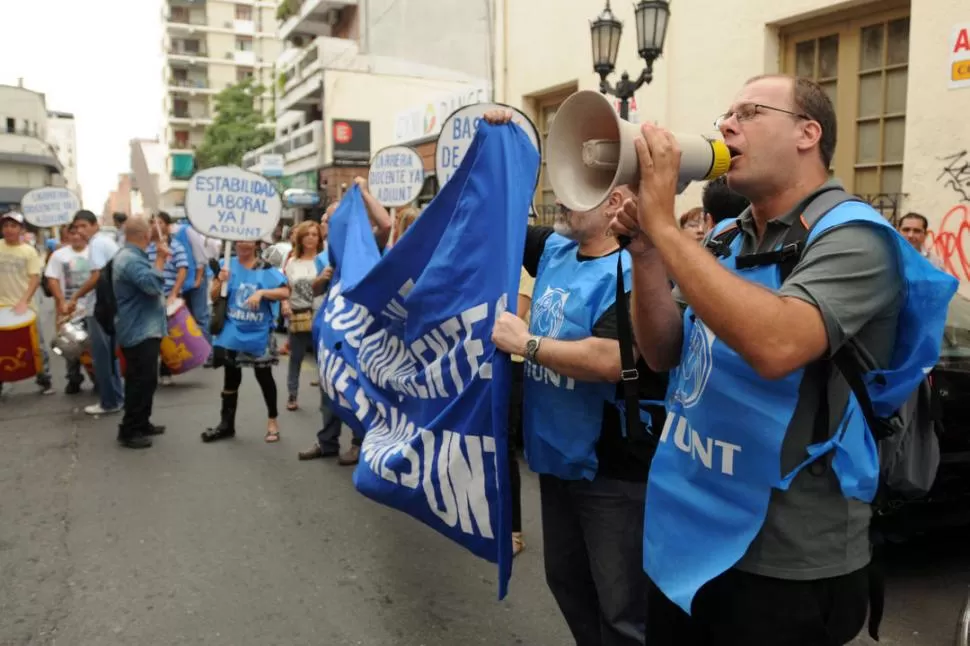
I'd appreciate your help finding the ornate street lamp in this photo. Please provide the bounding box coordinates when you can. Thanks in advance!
[590,0,671,120]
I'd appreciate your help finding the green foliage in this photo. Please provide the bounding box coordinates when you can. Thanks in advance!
[194,79,274,170]
[275,0,300,22]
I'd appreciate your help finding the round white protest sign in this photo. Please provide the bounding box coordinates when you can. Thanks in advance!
[20,187,81,228]
[435,102,540,190]
[184,165,282,242]
[368,146,425,208]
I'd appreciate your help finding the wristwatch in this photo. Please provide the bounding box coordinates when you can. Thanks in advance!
[524,336,542,363]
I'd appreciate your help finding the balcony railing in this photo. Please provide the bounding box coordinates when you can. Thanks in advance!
[168,14,207,25]
[171,79,210,89]
[170,110,211,120]
[169,42,208,57]
[241,120,322,170]
[169,141,197,151]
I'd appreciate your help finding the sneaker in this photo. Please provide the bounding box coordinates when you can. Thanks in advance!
[160,376,174,387]
[85,403,122,416]
[65,382,82,395]
[39,384,56,396]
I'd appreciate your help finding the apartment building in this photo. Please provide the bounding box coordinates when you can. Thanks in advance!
[157,0,283,209]
[46,111,81,203]
[0,82,65,214]
[242,0,491,215]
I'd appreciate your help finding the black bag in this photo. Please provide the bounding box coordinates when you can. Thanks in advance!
[93,258,117,337]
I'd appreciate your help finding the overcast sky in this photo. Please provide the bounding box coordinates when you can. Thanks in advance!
[0,0,164,212]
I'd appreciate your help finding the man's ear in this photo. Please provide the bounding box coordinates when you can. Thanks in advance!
[797,119,823,155]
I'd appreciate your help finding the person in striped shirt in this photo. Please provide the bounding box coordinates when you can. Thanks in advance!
[148,212,189,386]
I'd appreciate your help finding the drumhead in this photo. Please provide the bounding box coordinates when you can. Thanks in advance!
[166,298,185,317]
[0,307,36,329]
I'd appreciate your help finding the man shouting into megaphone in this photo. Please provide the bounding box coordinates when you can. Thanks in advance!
[610,74,954,645]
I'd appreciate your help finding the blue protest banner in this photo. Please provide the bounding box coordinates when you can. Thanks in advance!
[315,121,539,598]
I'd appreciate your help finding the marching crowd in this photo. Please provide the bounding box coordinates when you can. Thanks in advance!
[0,73,957,646]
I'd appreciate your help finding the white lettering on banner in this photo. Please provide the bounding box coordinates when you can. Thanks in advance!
[659,414,742,476]
[20,187,81,228]
[184,165,283,242]
[323,281,493,399]
[318,338,498,539]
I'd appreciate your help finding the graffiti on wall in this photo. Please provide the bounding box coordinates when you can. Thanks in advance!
[927,151,970,284]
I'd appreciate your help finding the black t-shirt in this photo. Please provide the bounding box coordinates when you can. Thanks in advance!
[523,226,667,482]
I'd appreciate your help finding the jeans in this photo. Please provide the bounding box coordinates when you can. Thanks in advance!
[184,279,210,342]
[287,331,314,398]
[86,315,123,409]
[119,338,160,439]
[316,386,341,454]
[540,474,648,646]
[34,321,52,386]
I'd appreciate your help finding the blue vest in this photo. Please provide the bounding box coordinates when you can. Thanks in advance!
[174,224,197,293]
[523,234,633,480]
[645,202,958,614]
[214,258,287,355]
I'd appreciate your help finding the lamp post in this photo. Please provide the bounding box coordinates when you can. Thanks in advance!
[590,0,670,120]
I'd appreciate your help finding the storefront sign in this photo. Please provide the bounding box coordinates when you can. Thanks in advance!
[278,170,318,191]
[368,146,424,207]
[332,119,371,166]
[950,23,970,89]
[283,188,320,207]
[260,153,284,177]
[184,165,282,241]
[435,103,540,189]
[393,84,491,144]
[20,187,81,228]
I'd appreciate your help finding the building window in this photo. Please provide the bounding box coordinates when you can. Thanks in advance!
[530,85,577,226]
[783,3,910,218]
[5,118,13,133]
[235,4,253,20]
[237,67,254,81]
[236,37,254,52]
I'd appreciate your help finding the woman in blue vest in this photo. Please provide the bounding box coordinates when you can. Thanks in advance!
[202,240,290,444]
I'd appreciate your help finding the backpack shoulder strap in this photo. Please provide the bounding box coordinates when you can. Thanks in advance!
[734,187,863,283]
[704,219,742,259]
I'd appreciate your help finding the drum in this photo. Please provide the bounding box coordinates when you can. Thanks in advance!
[0,307,43,383]
[160,298,211,375]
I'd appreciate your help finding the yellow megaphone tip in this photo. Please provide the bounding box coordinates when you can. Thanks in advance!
[706,140,732,181]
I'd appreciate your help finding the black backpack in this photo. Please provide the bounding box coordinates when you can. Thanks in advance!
[93,258,117,337]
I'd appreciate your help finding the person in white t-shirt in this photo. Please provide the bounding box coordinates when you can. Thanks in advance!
[69,210,124,416]
[44,223,92,394]
[281,221,326,411]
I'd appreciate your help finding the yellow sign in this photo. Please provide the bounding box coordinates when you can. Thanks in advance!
[953,60,970,82]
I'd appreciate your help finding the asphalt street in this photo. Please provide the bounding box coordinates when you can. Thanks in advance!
[0,332,968,645]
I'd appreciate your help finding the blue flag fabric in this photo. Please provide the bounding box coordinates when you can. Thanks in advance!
[314,122,540,598]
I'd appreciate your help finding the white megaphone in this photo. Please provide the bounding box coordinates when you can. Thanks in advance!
[547,90,732,213]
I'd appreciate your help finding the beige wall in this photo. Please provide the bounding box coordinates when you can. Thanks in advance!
[0,85,48,139]
[322,70,491,164]
[0,164,50,190]
[500,0,970,289]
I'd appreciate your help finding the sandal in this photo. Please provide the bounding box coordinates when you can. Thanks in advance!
[286,396,298,411]
[265,419,280,443]
[512,532,525,557]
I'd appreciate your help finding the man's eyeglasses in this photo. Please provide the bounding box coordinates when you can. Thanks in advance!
[714,103,811,130]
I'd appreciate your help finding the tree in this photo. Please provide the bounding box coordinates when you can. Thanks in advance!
[194,78,274,170]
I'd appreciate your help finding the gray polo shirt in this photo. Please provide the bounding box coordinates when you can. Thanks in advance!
[674,181,902,580]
